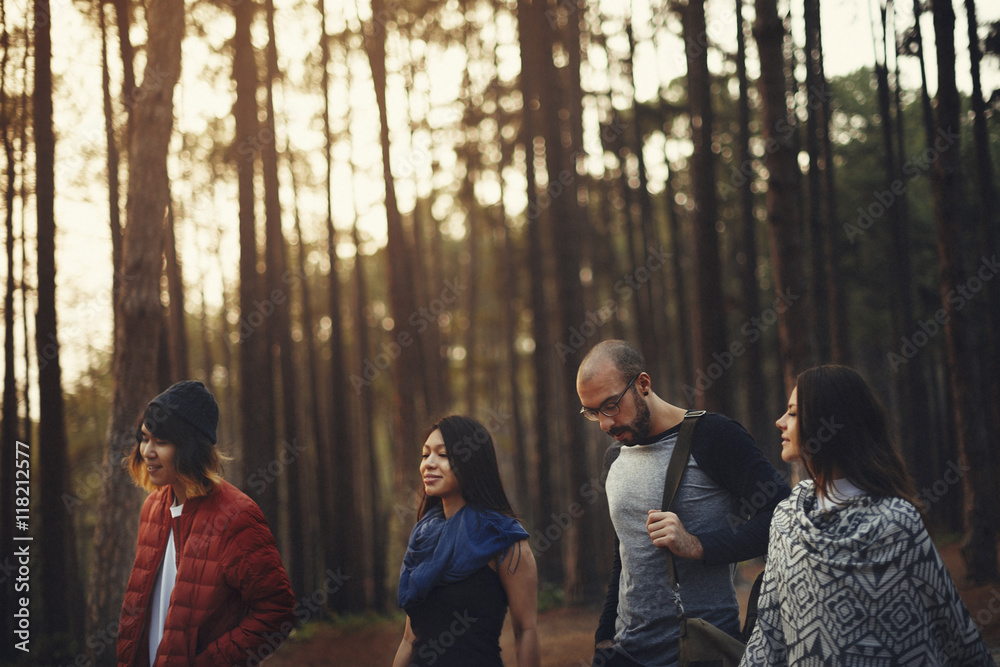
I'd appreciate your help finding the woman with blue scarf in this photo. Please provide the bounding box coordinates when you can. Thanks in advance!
[393,415,540,667]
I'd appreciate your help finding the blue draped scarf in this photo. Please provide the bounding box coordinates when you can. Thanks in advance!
[398,504,529,608]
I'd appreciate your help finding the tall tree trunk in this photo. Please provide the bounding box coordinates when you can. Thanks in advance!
[516,0,561,584]
[164,201,189,381]
[820,30,847,363]
[461,145,480,414]
[682,0,730,414]
[260,0,306,601]
[803,0,831,362]
[87,0,183,659]
[101,1,123,340]
[888,2,937,516]
[735,0,769,449]
[285,152,321,596]
[33,0,84,643]
[342,38,386,611]
[114,0,136,121]
[754,0,811,395]
[1,8,20,653]
[314,0,340,610]
[664,165,695,401]
[233,0,279,531]
[364,0,423,557]
[537,0,598,602]
[929,0,998,584]
[352,219,386,610]
[18,22,30,450]
[611,105,652,365]
[964,0,1000,459]
[198,287,215,393]
[315,9,361,615]
[625,23,662,380]
[490,46,530,523]
[910,0,937,149]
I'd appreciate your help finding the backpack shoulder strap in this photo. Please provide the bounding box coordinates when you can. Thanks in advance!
[661,410,705,589]
[661,410,705,512]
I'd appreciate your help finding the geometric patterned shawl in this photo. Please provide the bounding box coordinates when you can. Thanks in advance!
[740,481,993,666]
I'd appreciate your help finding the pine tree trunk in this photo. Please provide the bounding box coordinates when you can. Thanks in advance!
[516,0,561,584]
[100,2,123,341]
[259,0,308,601]
[364,0,424,559]
[341,41,387,611]
[232,0,280,532]
[164,201,189,381]
[929,0,998,584]
[683,0,731,414]
[86,0,183,659]
[33,0,85,644]
[1,10,20,652]
[964,0,1000,463]
[753,0,811,395]
[803,0,831,362]
[352,218,387,611]
[625,25,662,379]
[490,45,530,522]
[735,0,770,450]
[314,1,344,611]
[664,166,695,400]
[536,0,598,602]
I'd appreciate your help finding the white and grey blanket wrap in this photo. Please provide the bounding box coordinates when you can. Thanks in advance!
[741,481,993,666]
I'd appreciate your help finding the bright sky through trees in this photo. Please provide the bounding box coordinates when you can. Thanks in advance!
[5,0,998,388]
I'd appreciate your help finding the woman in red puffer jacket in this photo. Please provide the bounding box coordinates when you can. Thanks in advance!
[117,381,295,667]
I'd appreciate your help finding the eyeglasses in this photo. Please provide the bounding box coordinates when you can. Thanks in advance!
[580,373,640,421]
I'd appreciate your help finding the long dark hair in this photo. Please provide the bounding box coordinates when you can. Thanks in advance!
[416,415,518,520]
[795,365,918,506]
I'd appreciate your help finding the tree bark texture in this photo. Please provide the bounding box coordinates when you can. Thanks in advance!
[1,10,20,652]
[516,0,561,584]
[87,0,183,659]
[682,0,730,415]
[929,0,999,584]
[233,0,280,531]
[33,0,85,641]
[753,0,811,395]
[164,201,189,381]
[364,0,424,560]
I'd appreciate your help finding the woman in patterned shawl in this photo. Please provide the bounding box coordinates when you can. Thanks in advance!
[740,365,992,666]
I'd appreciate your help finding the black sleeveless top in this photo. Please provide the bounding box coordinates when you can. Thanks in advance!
[405,565,508,666]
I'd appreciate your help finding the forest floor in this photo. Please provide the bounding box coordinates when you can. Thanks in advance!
[265,542,1000,666]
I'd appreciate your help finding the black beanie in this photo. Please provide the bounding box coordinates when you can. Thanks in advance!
[149,380,219,444]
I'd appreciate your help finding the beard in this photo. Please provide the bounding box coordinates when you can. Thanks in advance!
[609,390,651,446]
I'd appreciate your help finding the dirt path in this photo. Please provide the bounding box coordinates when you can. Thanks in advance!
[265,544,1000,666]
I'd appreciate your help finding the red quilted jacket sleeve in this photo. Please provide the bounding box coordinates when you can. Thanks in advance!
[192,502,295,667]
